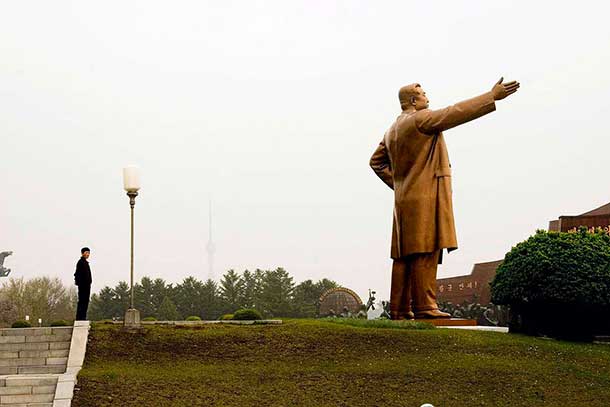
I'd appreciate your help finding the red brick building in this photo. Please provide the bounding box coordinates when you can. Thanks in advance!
[436,202,610,305]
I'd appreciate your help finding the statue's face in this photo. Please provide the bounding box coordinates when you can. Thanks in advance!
[413,87,430,110]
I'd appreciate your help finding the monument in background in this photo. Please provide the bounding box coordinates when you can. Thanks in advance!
[0,251,12,277]
[319,287,363,317]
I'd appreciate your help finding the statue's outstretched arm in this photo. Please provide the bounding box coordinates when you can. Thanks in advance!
[416,78,519,134]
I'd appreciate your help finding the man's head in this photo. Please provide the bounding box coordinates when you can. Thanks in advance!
[399,83,429,111]
[81,247,90,259]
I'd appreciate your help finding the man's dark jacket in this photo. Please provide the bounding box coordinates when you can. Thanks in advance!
[74,257,92,287]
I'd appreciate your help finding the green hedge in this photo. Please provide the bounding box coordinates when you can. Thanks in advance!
[50,320,71,327]
[12,320,32,328]
[232,309,263,321]
[186,316,201,321]
[491,228,610,339]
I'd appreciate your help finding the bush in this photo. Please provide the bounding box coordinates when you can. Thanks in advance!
[491,229,610,339]
[142,316,157,322]
[12,320,32,328]
[186,316,201,321]
[50,320,70,327]
[232,309,263,321]
[219,314,234,321]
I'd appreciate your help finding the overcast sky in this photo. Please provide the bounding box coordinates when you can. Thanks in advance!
[2,1,610,300]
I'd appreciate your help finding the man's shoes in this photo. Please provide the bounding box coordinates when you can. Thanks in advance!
[414,309,451,319]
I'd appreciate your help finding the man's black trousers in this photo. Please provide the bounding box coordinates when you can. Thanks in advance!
[76,284,91,320]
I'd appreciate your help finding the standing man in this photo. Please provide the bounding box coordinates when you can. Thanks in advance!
[74,247,92,320]
[370,78,519,319]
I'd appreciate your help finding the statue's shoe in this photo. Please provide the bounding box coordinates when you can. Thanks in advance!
[415,309,451,319]
[390,311,415,320]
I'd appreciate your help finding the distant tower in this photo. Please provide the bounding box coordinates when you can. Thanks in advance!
[205,200,216,280]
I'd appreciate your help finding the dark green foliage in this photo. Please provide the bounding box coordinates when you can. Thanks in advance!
[50,320,70,326]
[219,270,245,312]
[219,314,234,320]
[12,320,32,328]
[88,269,341,321]
[186,316,201,321]
[232,309,263,320]
[491,229,610,339]
[292,278,338,318]
[142,317,157,322]
[156,297,180,321]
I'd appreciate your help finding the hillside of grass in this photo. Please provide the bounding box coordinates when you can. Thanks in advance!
[72,319,610,407]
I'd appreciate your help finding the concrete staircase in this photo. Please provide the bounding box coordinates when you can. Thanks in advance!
[0,327,72,406]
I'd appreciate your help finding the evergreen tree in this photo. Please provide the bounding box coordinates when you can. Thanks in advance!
[156,296,180,321]
[259,268,294,317]
[174,276,205,318]
[292,278,338,317]
[89,286,116,320]
[201,279,222,320]
[219,269,245,312]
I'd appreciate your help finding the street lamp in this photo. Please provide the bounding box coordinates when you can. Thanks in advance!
[123,165,141,327]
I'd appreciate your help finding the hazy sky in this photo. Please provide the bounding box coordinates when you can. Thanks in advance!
[2,1,610,300]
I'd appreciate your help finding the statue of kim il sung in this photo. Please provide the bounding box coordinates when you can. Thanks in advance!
[369,77,520,320]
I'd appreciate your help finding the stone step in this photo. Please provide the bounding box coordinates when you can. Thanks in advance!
[0,377,57,405]
[16,366,66,374]
[0,342,71,352]
[0,384,56,395]
[0,358,68,369]
[18,350,69,359]
[0,392,55,404]
[0,327,72,337]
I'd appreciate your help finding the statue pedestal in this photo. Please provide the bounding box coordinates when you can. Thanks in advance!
[124,308,141,328]
[415,318,477,327]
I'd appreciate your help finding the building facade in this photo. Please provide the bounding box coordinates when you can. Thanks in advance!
[436,202,610,305]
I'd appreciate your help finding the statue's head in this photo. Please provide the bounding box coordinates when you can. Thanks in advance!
[399,83,429,111]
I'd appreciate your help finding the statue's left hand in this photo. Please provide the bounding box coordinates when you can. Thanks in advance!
[491,77,520,100]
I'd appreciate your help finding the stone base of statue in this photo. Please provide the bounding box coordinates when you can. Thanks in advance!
[124,308,141,328]
[415,318,476,327]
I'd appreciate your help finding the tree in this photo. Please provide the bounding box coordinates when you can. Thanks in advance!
[156,296,180,321]
[219,269,244,312]
[259,268,294,317]
[133,277,174,319]
[202,279,222,319]
[174,276,205,318]
[89,286,117,320]
[292,278,338,317]
[0,277,75,325]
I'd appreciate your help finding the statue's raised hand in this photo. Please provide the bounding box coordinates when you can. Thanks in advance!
[491,77,520,100]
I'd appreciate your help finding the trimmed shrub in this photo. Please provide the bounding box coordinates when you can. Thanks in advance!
[12,320,32,328]
[50,320,70,327]
[219,314,234,321]
[186,316,201,321]
[142,316,157,322]
[491,228,610,339]
[232,309,263,321]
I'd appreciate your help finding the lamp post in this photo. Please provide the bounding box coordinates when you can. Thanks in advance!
[123,165,141,327]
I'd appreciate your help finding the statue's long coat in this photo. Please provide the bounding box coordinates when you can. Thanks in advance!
[370,92,496,259]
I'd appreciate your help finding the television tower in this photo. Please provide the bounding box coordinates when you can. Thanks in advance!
[205,200,216,280]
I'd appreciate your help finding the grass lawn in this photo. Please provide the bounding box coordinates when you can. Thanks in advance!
[72,319,610,407]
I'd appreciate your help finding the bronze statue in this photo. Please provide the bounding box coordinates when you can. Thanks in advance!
[370,78,519,319]
[0,251,12,277]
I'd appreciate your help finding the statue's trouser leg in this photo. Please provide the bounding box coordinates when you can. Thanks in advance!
[409,250,441,312]
[390,259,411,318]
